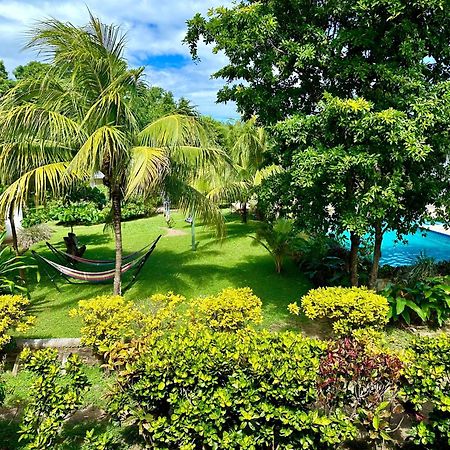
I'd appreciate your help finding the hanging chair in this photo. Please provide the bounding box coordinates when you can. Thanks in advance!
[32,235,162,292]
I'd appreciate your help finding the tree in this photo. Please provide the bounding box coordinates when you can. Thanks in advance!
[0,16,225,295]
[13,61,50,81]
[272,92,450,286]
[0,60,13,97]
[185,0,450,124]
[186,0,450,285]
[205,117,282,222]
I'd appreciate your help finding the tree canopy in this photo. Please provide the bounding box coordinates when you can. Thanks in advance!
[186,0,450,123]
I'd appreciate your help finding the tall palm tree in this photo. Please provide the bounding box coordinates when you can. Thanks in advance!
[0,16,224,294]
[206,117,282,223]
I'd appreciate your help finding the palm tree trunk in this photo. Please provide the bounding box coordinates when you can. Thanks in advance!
[349,231,360,287]
[8,204,19,256]
[242,200,248,223]
[369,223,383,290]
[111,187,123,295]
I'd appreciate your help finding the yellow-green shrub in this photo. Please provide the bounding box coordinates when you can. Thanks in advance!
[189,287,262,331]
[70,295,142,353]
[290,287,389,336]
[0,294,35,349]
[71,292,185,354]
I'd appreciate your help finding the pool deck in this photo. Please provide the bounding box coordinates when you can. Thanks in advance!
[421,224,450,237]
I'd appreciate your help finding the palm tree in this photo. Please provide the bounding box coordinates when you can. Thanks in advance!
[0,16,224,294]
[206,117,282,223]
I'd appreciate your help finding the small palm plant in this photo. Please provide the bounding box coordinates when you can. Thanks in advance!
[250,218,296,273]
[0,232,36,294]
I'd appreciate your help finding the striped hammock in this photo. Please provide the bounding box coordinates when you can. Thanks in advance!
[46,241,153,267]
[32,235,161,288]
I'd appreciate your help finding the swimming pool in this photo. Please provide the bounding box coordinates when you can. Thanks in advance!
[379,228,450,266]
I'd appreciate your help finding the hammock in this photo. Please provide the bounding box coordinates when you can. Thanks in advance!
[33,235,162,291]
[46,240,153,267]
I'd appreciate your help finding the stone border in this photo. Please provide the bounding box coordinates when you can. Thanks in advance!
[15,338,82,349]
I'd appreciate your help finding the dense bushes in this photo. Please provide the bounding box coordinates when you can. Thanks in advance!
[189,287,262,331]
[289,287,389,336]
[108,328,357,449]
[402,334,450,449]
[0,294,34,349]
[22,187,157,228]
[18,348,89,449]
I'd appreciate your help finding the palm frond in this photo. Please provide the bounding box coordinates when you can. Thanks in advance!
[66,125,130,178]
[126,146,168,198]
[0,162,72,215]
[165,175,225,237]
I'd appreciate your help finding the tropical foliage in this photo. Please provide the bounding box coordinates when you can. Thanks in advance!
[290,287,389,336]
[0,16,225,294]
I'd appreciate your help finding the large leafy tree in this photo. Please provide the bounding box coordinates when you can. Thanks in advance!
[185,0,450,124]
[186,0,450,285]
[0,16,224,294]
[272,92,450,286]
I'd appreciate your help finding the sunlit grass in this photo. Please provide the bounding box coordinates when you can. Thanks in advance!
[19,211,311,338]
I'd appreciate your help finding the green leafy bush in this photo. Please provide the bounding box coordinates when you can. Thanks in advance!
[402,334,450,449]
[18,348,89,449]
[290,286,389,336]
[107,327,357,449]
[189,287,262,331]
[121,197,157,221]
[383,276,450,326]
[70,293,184,357]
[0,294,35,349]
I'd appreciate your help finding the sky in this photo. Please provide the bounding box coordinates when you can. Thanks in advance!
[0,0,239,121]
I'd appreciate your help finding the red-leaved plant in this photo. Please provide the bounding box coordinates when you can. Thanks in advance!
[317,338,404,446]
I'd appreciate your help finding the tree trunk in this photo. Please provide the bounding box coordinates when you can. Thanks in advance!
[349,232,361,287]
[242,201,248,223]
[111,188,123,295]
[8,204,19,256]
[369,223,383,290]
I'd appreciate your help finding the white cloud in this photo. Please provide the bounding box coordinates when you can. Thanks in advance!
[0,0,238,120]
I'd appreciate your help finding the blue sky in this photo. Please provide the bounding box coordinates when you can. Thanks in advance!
[0,0,238,121]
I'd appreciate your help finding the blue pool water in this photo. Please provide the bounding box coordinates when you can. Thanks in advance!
[379,229,450,266]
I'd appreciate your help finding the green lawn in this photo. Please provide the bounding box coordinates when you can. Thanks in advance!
[19,211,311,338]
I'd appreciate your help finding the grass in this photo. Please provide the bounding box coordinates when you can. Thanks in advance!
[18,211,311,338]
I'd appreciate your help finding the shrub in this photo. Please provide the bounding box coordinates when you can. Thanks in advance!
[17,224,53,251]
[121,197,157,221]
[290,286,389,336]
[0,294,35,350]
[18,348,89,449]
[71,292,185,357]
[70,296,143,354]
[189,287,263,331]
[383,276,450,326]
[250,218,298,273]
[318,338,404,447]
[107,328,357,449]
[402,334,450,449]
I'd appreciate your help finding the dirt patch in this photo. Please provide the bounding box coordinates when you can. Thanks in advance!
[160,227,188,237]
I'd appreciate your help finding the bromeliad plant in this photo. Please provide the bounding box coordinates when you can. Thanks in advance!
[383,276,450,326]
